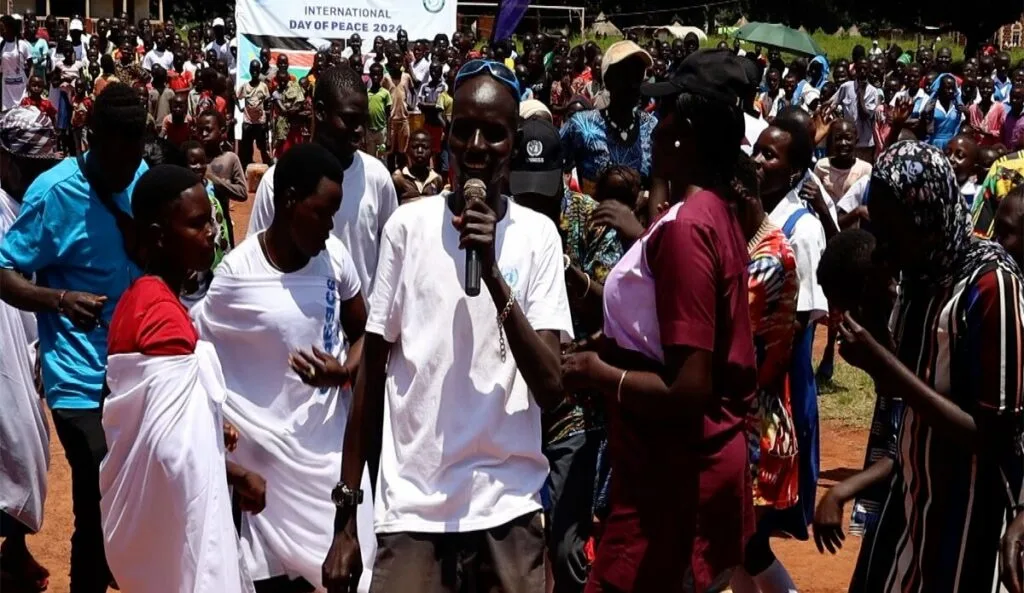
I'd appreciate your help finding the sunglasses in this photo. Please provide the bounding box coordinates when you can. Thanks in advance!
[454,59,521,100]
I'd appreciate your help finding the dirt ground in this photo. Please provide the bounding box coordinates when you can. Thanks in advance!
[9,185,868,592]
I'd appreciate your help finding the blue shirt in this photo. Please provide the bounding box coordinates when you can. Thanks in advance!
[994,75,1013,104]
[30,38,49,79]
[0,157,147,409]
[559,109,656,195]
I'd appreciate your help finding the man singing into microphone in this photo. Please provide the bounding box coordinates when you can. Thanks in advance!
[322,60,573,593]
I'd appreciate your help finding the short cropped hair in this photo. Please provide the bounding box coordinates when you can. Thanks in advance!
[273,143,345,209]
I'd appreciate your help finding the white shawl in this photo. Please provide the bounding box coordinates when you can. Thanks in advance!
[0,190,48,533]
[100,341,253,593]
[192,274,375,593]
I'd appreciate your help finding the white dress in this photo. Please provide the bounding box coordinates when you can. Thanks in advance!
[0,189,49,532]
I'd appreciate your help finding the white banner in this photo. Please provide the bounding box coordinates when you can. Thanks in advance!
[235,0,456,82]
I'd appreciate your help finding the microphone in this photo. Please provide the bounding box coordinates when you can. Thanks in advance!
[463,178,487,296]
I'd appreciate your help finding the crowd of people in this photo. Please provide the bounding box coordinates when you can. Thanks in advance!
[6,7,1024,593]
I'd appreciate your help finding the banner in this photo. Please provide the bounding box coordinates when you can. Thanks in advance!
[493,0,529,43]
[235,0,457,83]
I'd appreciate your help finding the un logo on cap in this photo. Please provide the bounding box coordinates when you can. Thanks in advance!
[526,139,543,158]
[424,0,445,13]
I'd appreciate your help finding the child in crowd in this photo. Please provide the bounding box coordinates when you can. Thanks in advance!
[436,68,455,180]
[385,53,412,169]
[945,134,980,206]
[160,94,193,147]
[365,62,391,161]
[813,229,902,571]
[19,76,56,120]
[196,110,247,247]
[391,129,442,204]
[50,40,81,154]
[70,78,92,145]
[416,62,447,158]
[814,120,872,205]
[181,140,232,301]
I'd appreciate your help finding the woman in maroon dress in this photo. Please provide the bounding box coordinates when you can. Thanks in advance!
[562,49,758,593]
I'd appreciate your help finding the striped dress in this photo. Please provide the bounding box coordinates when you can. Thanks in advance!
[850,261,1024,593]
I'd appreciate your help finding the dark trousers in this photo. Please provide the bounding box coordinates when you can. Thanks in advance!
[369,511,545,593]
[545,431,601,593]
[51,408,111,593]
[240,122,271,169]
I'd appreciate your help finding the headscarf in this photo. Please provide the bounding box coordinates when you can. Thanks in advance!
[897,53,912,66]
[928,72,962,106]
[871,141,1018,287]
[793,55,829,104]
[0,106,59,159]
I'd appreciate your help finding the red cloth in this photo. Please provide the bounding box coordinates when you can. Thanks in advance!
[161,114,193,147]
[20,96,57,120]
[108,276,198,356]
[168,70,193,92]
[587,190,757,593]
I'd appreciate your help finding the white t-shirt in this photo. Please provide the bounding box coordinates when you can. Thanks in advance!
[365,194,573,534]
[836,175,870,214]
[769,189,829,321]
[142,49,174,71]
[205,40,234,68]
[218,232,360,291]
[247,151,399,295]
[743,112,768,156]
[0,39,32,110]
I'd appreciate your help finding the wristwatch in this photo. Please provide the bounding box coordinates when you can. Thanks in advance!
[331,482,363,509]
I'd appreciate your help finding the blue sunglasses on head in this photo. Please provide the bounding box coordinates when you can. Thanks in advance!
[454,59,521,100]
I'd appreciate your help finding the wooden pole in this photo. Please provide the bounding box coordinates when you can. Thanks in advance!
[158,0,164,22]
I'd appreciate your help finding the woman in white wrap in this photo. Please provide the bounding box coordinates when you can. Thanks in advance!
[100,165,266,593]
[193,143,376,593]
[0,106,59,591]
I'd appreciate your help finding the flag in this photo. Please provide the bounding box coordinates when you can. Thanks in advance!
[492,0,529,43]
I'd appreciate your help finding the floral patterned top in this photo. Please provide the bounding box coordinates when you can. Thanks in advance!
[543,189,624,445]
[745,221,800,509]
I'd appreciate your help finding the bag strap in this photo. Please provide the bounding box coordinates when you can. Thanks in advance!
[782,207,810,240]
[75,146,137,260]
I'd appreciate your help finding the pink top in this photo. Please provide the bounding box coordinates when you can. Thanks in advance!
[969,101,1007,146]
[601,202,676,363]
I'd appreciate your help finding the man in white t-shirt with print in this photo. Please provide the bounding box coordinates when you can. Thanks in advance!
[322,61,573,593]
[247,64,397,294]
[141,30,174,72]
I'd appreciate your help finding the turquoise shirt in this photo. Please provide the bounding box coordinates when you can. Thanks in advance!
[0,157,147,409]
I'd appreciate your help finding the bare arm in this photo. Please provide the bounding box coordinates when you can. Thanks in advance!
[483,264,564,410]
[333,332,390,533]
[0,268,62,313]
[565,345,712,428]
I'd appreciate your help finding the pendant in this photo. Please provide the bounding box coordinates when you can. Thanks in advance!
[619,130,629,141]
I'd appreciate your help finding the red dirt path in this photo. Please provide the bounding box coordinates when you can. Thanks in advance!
[10,187,866,593]
[18,420,866,593]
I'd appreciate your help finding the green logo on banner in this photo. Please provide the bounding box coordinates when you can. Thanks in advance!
[423,0,445,13]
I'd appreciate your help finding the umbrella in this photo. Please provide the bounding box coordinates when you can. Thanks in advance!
[734,22,825,57]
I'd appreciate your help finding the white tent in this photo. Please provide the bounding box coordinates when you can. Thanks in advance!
[650,22,708,41]
[591,12,622,37]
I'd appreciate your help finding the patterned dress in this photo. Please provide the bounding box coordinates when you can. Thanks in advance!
[746,220,801,509]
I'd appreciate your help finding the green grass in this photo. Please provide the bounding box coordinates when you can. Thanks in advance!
[575,32,1024,65]
[818,361,876,428]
